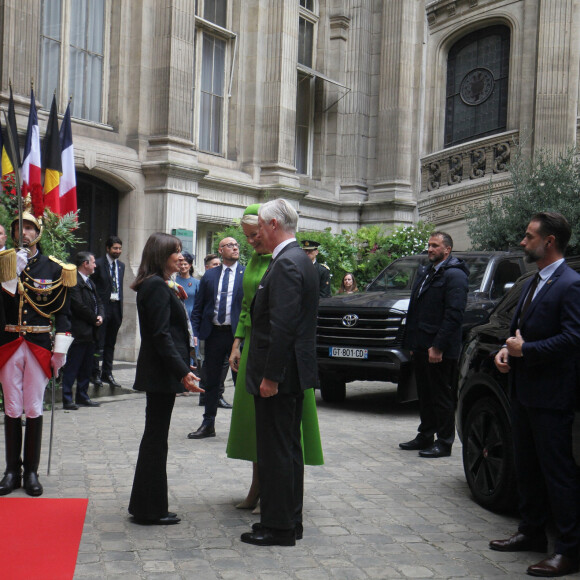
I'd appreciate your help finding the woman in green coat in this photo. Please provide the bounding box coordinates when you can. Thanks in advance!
[227,204,323,510]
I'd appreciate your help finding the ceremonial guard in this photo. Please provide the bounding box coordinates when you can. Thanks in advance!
[301,240,331,298]
[0,209,75,496]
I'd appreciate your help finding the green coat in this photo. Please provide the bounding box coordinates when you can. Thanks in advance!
[226,252,324,465]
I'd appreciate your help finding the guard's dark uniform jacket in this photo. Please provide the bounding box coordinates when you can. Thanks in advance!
[0,253,72,355]
[314,261,331,298]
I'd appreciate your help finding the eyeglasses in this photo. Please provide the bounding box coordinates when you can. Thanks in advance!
[220,243,239,249]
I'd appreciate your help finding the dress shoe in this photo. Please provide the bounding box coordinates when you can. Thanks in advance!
[63,402,79,411]
[527,553,579,577]
[253,522,303,540]
[131,514,181,526]
[489,532,548,553]
[91,375,103,388]
[102,374,121,388]
[399,435,434,451]
[187,424,216,439]
[241,526,296,546]
[76,399,100,407]
[218,397,233,409]
[418,441,451,458]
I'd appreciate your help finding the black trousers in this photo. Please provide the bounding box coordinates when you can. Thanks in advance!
[414,352,456,447]
[62,341,95,404]
[254,391,304,530]
[511,396,580,558]
[202,326,235,424]
[128,392,176,520]
[94,301,122,377]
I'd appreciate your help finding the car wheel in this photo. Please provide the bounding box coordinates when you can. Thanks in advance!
[319,375,346,403]
[462,397,517,512]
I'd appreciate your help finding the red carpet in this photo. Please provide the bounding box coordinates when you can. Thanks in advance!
[0,498,88,580]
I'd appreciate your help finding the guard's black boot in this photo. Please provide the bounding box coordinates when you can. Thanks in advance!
[23,416,43,496]
[0,415,23,496]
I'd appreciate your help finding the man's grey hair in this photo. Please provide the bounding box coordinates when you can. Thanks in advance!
[259,199,298,233]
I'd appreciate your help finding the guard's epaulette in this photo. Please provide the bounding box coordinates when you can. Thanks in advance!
[49,255,77,287]
[321,263,330,270]
[0,249,16,283]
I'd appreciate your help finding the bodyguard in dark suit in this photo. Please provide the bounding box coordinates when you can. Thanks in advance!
[128,233,202,526]
[240,199,319,547]
[91,235,125,388]
[491,213,580,577]
[399,231,469,458]
[189,237,245,438]
[61,252,104,410]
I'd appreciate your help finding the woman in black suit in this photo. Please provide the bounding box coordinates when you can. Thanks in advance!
[128,232,202,525]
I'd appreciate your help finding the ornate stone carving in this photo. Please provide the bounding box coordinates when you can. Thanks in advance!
[427,161,441,191]
[448,155,463,185]
[493,142,511,173]
[470,148,486,179]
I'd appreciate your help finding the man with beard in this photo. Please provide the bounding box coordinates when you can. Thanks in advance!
[490,212,580,577]
[399,231,469,458]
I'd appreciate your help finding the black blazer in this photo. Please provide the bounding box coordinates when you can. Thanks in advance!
[191,262,245,340]
[509,262,580,410]
[91,256,125,316]
[69,272,105,343]
[246,241,319,395]
[404,256,469,359]
[133,275,191,393]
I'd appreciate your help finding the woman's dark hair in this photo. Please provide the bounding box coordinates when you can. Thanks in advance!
[131,232,182,291]
[181,251,194,276]
[338,272,358,294]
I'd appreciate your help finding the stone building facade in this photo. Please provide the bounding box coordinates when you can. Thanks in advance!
[0,0,576,360]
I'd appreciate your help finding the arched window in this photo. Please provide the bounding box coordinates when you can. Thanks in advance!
[445,25,510,147]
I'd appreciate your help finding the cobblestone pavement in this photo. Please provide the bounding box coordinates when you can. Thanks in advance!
[2,365,573,579]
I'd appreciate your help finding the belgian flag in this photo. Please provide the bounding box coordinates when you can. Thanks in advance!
[42,94,61,215]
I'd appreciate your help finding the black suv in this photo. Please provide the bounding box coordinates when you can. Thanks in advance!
[316,251,530,403]
[456,257,580,512]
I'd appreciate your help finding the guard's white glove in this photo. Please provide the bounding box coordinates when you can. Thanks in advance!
[16,249,28,276]
[51,352,67,377]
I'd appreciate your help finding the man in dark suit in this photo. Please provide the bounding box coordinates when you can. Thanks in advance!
[188,237,245,439]
[490,212,580,578]
[61,252,104,410]
[301,240,331,298]
[240,198,319,547]
[91,235,124,388]
[399,231,469,458]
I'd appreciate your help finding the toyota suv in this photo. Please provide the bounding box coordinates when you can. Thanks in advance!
[316,251,531,403]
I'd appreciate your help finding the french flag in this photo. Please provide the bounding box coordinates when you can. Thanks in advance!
[58,103,77,216]
[22,88,42,204]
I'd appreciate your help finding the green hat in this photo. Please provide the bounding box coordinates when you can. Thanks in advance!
[243,203,261,216]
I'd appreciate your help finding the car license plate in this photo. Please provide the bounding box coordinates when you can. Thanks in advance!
[329,347,368,359]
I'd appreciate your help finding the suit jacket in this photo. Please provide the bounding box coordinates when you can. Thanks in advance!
[133,275,191,393]
[190,262,245,340]
[91,256,125,316]
[404,255,469,359]
[246,241,319,395]
[69,272,105,343]
[509,261,580,410]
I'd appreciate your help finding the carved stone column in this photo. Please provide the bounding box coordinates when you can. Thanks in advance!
[533,0,580,153]
[364,0,423,223]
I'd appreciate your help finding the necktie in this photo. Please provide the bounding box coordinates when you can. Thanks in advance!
[217,267,231,324]
[87,278,98,314]
[110,260,118,293]
[519,272,540,321]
